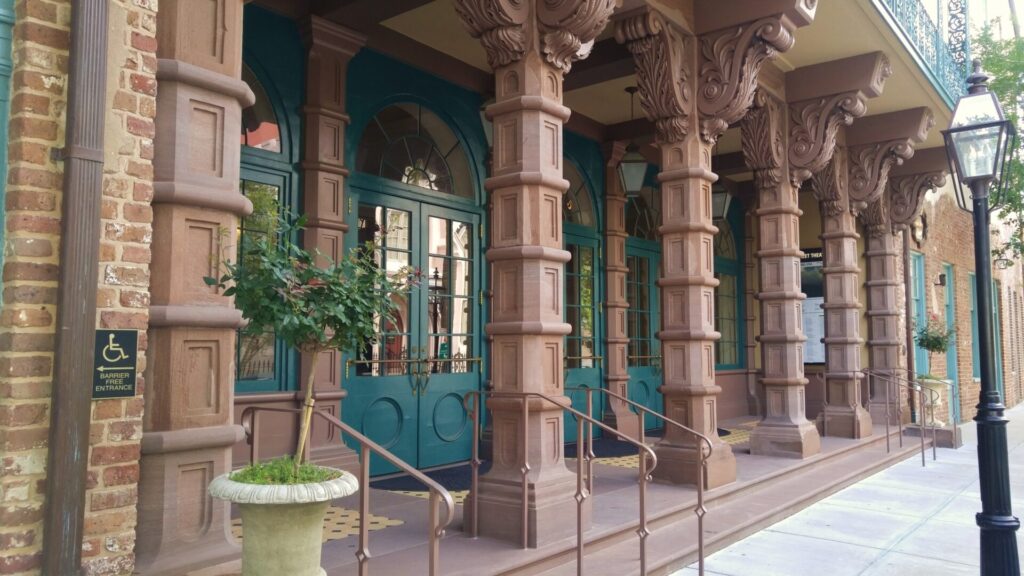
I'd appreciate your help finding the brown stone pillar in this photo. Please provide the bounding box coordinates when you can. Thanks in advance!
[742,92,821,458]
[455,0,616,546]
[298,17,364,471]
[137,1,249,574]
[862,198,902,423]
[813,154,872,438]
[602,141,640,434]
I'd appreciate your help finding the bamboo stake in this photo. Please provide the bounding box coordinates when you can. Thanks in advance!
[293,348,321,476]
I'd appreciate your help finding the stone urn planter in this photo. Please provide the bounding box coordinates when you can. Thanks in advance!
[916,376,951,427]
[209,468,359,576]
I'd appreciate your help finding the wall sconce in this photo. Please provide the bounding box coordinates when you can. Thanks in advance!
[995,257,1014,269]
[935,273,947,286]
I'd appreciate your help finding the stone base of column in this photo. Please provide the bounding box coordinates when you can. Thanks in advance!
[823,404,873,438]
[135,425,244,575]
[602,405,641,441]
[750,419,821,459]
[654,438,736,488]
[465,468,588,548]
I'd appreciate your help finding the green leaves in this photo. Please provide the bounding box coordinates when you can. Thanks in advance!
[212,215,412,357]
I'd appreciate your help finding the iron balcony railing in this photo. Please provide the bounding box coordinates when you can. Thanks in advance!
[873,0,970,108]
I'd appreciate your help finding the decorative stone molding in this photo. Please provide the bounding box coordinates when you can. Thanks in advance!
[847,139,915,207]
[788,93,866,185]
[615,8,690,143]
[889,171,947,230]
[810,151,848,217]
[455,0,616,73]
[859,195,891,238]
[740,89,786,189]
[785,52,892,186]
[698,18,796,143]
[208,469,359,505]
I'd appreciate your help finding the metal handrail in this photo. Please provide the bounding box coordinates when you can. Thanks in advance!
[566,386,712,576]
[463,390,662,576]
[240,406,455,576]
[860,369,942,466]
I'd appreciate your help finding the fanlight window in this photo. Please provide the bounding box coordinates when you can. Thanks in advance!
[714,218,737,259]
[626,184,661,240]
[357,103,473,198]
[563,160,596,227]
[240,66,282,153]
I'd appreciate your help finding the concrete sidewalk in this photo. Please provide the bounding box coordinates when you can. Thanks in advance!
[677,405,1024,575]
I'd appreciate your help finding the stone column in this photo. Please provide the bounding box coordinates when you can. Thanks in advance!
[812,153,872,438]
[861,197,902,423]
[137,1,249,574]
[742,91,821,457]
[602,141,640,435]
[298,17,365,470]
[455,0,616,546]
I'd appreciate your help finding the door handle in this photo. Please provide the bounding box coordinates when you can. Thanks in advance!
[410,362,420,396]
[419,358,432,394]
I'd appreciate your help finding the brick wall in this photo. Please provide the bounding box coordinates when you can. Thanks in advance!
[0,1,155,575]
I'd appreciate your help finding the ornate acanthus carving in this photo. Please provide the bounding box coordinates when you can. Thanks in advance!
[616,8,690,143]
[538,0,618,73]
[810,153,848,216]
[453,1,529,70]
[698,17,795,144]
[847,139,915,206]
[888,171,947,230]
[741,90,785,190]
[788,93,867,186]
[859,196,890,237]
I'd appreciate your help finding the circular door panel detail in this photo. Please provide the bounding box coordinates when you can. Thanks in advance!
[634,379,651,405]
[362,397,404,449]
[432,392,468,442]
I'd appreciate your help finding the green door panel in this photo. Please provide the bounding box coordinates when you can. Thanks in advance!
[626,240,663,430]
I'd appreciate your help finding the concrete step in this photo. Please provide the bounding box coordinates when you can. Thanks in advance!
[530,432,929,576]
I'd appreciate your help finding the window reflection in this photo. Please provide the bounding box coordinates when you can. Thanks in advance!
[236,180,282,382]
[240,66,282,153]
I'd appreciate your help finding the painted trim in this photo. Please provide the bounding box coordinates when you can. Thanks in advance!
[0,0,13,282]
[910,251,929,375]
[970,272,980,380]
[993,280,1005,396]
[943,262,959,423]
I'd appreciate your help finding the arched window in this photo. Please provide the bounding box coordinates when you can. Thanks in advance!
[714,206,744,369]
[626,184,661,240]
[356,103,473,198]
[241,65,282,153]
[563,160,596,227]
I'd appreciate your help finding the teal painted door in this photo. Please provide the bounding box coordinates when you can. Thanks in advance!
[344,194,481,475]
[626,240,663,430]
[911,253,929,375]
[564,234,604,441]
[944,264,960,423]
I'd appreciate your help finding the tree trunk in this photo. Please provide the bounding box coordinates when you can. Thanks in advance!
[293,349,321,476]
[1010,0,1022,38]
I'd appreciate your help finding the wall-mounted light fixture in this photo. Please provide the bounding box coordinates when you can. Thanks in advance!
[995,257,1014,270]
[935,273,947,286]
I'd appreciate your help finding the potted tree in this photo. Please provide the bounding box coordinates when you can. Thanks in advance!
[914,313,956,426]
[206,214,412,576]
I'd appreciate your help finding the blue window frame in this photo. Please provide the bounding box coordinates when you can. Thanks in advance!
[0,0,13,277]
[943,263,960,423]
[910,252,928,375]
[993,281,1005,396]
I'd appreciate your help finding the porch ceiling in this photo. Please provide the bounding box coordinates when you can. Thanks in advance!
[265,0,954,151]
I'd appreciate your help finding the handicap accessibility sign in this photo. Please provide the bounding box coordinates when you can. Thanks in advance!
[93,329,138,399]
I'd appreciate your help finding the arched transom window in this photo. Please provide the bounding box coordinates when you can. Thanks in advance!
[241,65,283,153]
[356,103,473,198]
[563,160,596,227]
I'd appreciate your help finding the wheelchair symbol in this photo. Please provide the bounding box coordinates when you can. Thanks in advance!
[102,333,130,364]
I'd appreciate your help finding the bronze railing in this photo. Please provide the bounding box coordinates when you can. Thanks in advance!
[463,390,664,576]
[860,368,942,466]
[240,406,455,576]
[567,386,713,576]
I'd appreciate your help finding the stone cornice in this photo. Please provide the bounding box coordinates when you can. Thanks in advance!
[454,0,616,73]
[615,7,690,143]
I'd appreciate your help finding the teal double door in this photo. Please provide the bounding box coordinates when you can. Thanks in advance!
[344,192,482,475]
[564,233,604,442]
[626,240,663,430]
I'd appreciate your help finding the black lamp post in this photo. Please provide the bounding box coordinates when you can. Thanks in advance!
[942,60,1020,575]
[428,267,444,372]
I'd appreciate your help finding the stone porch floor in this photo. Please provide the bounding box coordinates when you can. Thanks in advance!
[189,415,940,576]
[676,404,1024,575]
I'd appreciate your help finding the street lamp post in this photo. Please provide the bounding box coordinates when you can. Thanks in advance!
[942,60,1021,575]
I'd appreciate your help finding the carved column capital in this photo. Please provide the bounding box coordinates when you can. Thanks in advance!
[810,152,849,217]
[788,92,867,187]
[455,0,617,73]
[859,196,891,238]
[698,17,797,144]
[888,171,947,230]
[740,89,786,189]
[615,7,690,143]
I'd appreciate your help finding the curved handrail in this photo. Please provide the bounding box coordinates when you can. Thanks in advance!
[860,369,942,464]
[240,405,455,575]
[463,390,660,576]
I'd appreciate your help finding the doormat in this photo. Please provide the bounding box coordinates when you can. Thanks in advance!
[230,506,403,543]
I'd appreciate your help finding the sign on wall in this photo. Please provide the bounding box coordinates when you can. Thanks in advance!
[93,329,139,399]
[801,248,826,364]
